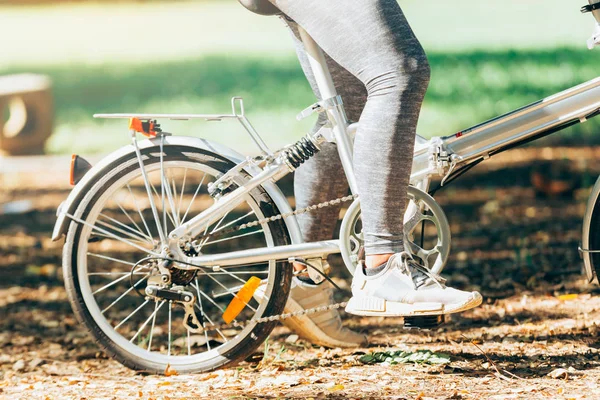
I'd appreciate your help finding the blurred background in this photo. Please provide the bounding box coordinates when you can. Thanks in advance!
[3,0,600,383]
[2,0,600,154]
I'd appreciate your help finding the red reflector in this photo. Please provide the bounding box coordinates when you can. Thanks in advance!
[69,155,92,186]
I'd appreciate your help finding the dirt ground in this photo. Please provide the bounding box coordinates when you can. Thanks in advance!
[2,147,600,399]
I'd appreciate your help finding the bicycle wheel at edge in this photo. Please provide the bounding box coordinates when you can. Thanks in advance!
[62,145,292,373]
[586,187,600,282]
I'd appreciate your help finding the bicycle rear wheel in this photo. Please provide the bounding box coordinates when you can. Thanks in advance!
[62,145,292,373]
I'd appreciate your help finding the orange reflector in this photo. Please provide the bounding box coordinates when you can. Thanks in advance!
[69,154,92,186]
[69,154,77,186]
[222,276,262,324]
[129,117,157,138]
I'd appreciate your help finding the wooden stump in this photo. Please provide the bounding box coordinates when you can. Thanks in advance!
[0,74,54,155]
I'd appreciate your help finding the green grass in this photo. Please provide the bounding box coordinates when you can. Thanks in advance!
[1,0,600,154]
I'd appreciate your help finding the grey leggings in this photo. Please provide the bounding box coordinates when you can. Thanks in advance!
[271,0,430,255]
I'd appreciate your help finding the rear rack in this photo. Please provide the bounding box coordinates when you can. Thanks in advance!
[93,97,273,156]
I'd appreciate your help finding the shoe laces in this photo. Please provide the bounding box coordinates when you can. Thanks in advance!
[397,252,447,290]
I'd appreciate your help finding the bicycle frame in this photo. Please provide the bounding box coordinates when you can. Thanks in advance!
[94,26,600,272]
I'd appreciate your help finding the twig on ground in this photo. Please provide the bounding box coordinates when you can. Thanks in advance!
[461,334,515,382]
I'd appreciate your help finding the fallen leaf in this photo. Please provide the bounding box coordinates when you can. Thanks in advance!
[12,360,25,372]
[557,294,578,301]
[164,364,178,377]
[199,373,219,381]
[548,368,568,379]
[327,384,344,392]
[285,334,299,344]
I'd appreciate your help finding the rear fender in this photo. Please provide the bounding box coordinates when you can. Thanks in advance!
[51,136,302,244]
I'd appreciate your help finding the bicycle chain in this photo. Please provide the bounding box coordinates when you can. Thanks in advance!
[198,301,349,332]
[237,193,358,230]
[192,193,359,333]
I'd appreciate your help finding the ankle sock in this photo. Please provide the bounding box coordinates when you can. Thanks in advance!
[364,261,388,276]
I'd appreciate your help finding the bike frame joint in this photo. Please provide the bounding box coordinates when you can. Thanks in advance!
[428,137,454,177]
[296,95,344,121]
[208,156,262,199]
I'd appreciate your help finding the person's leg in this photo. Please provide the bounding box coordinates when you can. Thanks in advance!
[259,17,368,348]
[282,18,367,246]
[272,0,427,262]
[270,0,482,316]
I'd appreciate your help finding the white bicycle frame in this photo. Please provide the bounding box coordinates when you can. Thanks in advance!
[94,24,600,273]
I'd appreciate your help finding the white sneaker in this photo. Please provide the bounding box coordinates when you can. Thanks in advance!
[255,278,368,348]
[345,252,482,317]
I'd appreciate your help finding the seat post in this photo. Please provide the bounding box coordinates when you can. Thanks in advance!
[297,27,338,100]
[297,26,358,193]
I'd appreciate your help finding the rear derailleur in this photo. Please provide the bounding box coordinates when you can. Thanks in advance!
[143,261,205,333]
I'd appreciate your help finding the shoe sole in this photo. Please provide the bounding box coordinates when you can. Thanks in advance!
[281,296,368,348]
[344,292,483,317]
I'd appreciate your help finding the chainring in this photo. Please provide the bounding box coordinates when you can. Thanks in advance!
[339,186,451,276]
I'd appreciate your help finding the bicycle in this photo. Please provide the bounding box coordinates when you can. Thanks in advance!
[52,0,600,374]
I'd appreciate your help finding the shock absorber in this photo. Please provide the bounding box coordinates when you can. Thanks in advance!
[281,135,320,170]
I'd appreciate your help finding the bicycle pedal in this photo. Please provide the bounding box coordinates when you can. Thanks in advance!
[403,315,444,330]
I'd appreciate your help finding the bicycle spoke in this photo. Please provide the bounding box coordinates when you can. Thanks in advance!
[101,275,149,314]
[99,211,152,243]
[212,210,255,233]
[177,168,187,222]
[87,252,136,267]
[187,329,191,356]
[199,311,228,343]
[168,301,172,357]
[95,215,151,245]
[88,272,147,276]
[127,184,154,241]
[206,270,269,275]
[209,210,231,234]
[149,179,177,229]
[130,300,165,343]
[67,212,159,256]
[159,141,179,229]
[192,297,228,343]
[160,138,167,240]
[171,175,180,224]
[202,229,264,247]
[115,299,150,331]
[194,278,211,351]
[130,138,166,244]
[164,170,179,227]
[112,196,151,243]
[90,231,148,247]
[93,270,148,296]
[147,300,159,352]
[181,173,207,224]
[215,267,250,285]
[191,282,226,313]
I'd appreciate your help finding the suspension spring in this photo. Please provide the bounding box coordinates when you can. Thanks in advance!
[282,135,320,170]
